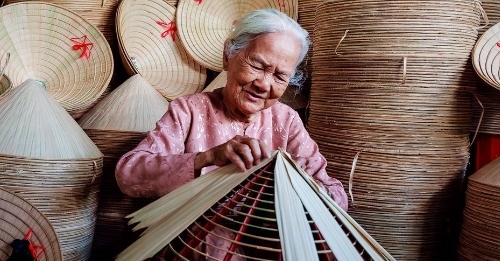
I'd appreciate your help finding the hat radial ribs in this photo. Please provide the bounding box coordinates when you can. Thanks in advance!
[117,150,394,261]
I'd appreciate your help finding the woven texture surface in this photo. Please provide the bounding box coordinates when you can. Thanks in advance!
[116,0,207,101]
[0,2,114,118]
[175,0,298,71]
[0,187,62,261]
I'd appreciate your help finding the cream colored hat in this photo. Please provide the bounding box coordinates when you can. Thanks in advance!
[176,0,298,71]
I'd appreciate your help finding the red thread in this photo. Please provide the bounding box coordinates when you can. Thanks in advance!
[70,35,94,60]
[277,0,285,11]
[156,21,177,40]
[24,228,46,259]
[194,0,203,4]
[496,41,500,48]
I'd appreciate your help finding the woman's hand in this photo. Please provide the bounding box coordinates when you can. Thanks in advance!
[195,135,271,172]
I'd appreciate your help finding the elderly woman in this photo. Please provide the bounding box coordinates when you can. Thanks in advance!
[116,8,348,259]
[116,8,347,208]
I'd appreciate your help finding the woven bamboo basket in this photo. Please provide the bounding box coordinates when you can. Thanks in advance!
[175,0,298,72]
[116,0,207,101]
[0,187,62,261]
[78,74,169,260]
[457,156,500,261]
[0,79,104,261]
[0,2,114,119]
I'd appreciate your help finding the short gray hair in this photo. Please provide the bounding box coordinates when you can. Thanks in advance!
[224,9,310,87]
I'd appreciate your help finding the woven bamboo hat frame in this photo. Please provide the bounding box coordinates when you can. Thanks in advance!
[0,2,114,118]
[0,187,62,261]
[0,79,104,261]
[116,0,207,101]
[472,21,500,91]
[457,156,500,261]
[175,0,298,72]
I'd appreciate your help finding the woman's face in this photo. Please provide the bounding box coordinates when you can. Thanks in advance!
[222,31,302,121]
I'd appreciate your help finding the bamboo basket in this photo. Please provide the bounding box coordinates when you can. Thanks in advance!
[78,74,169,260]
[0,79,104,261]
[0,187,62,261]
[116,0,207,101]
[457,156,500,260]
[175,0,298,71]
[0,2,114,119]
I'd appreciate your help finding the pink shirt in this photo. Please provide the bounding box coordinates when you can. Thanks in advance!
[115,89,348,211]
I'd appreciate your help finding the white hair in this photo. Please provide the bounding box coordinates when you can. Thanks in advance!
[224,9,310,87]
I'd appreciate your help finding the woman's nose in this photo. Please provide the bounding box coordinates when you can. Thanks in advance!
[253,71,273,91]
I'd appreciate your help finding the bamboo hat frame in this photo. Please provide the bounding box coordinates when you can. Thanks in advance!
[116,0,207,101]
[175,0,298,72]
[472,21,500,91]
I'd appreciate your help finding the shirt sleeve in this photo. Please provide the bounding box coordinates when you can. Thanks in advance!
[286,110,349,211]
[115,98,197,198]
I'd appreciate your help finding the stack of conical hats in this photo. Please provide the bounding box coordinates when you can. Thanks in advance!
[78,74,169,260]
[0,79,103,261]
[457,156,500,260]
[308,1,479,259]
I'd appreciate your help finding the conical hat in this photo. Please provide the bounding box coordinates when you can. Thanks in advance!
[78,74,170,132]
[176,0,298,71]
[117,150,394,261]
[0,187,62,261]
[202,71,227,92]
[116,0,207,101]
[0,79,102,159]
[0,2,114,118]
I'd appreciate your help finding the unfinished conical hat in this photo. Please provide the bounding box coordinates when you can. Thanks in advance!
[0,187,63,261]
[0,79,102,159]
[78,74,170,132]
[0,2,114,118]
[117,150,395,261]
[116,0,207,101]
[176,0,299,71]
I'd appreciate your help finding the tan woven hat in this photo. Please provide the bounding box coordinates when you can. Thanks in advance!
[0,2,114,118]
[472,21,500,91]
[0,187,62,261]
[116,0,207,101]
[0,78,103,159]
[78,74,170,132]
[176,0,298,71]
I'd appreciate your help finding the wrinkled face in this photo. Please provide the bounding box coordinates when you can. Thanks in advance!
[222,31,302,121]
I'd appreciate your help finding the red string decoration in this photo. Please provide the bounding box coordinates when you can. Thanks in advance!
[496,41,500,48]
[25,228,46,260]
[194,0,203,5]
[70,35,94,60]
[156,21,177,41]
[277,0,285,11]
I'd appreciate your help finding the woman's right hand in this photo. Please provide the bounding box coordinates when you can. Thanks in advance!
[195,135,271,172]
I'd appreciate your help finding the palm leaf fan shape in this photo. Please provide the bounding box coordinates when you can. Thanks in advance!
[117,150,395,261]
